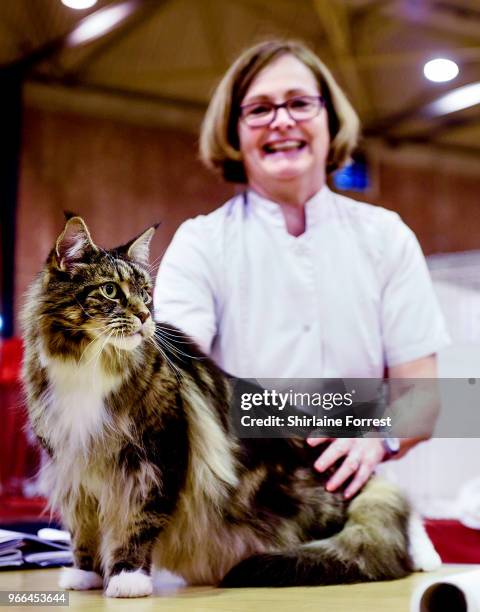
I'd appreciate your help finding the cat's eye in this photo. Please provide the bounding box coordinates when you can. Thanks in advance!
[101,282,120,300]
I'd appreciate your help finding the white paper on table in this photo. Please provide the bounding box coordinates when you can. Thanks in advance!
[411,569,480,612]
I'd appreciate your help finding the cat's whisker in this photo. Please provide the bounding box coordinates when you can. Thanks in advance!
[75,322,112,362]
[155,331,199,347]
[74,297,97,320]
[154,339,194,363]
[55,325,107,332]
[78,328,111,364]
[154,325,196,343]
[147,336,182,382]
[154,330,203,361]
[87,328,115,370]
[145,251,165,269]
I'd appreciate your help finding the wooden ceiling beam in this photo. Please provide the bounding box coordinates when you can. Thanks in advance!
[351,46,480,68]
[378,110,480,144]
[311,0,373,117]
[382,0,480,40]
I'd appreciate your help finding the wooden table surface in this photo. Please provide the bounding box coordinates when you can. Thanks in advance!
[0,565,477,612]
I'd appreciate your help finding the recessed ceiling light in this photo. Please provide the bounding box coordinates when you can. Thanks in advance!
[67,2,135,45]
[423,58,459,83]
[61,0,97,9]
[427,82,480,115]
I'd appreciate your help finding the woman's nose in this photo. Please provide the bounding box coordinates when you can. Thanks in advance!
[270,107,295,129]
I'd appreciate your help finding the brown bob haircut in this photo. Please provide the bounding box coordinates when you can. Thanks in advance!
[199,40,360,183]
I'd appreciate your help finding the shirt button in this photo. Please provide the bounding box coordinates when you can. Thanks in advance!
[303,324,311,332]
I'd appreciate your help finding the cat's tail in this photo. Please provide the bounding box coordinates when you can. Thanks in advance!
[220,478,414,587]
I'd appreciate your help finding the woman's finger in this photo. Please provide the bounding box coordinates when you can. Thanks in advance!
[325,454,362,491]
[313,438,353,472]
[306,436,331,447]
[344,463,374,498]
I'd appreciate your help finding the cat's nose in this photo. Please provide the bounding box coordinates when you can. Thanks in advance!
[135,311,150,324]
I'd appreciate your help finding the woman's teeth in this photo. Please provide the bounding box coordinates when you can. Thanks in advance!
[263,140,305,153]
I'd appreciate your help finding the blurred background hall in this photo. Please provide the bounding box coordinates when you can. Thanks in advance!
[1,0,480,564]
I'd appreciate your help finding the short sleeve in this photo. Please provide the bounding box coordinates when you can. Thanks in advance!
[153,218,218,354]
[380,217,450,367]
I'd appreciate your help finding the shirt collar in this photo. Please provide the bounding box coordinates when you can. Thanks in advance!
[245,185,334,230]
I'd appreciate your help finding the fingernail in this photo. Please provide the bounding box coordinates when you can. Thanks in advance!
[307,438,318,447]
[314,461,325,472]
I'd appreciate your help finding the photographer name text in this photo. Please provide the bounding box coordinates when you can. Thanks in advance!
[239,414,392,428]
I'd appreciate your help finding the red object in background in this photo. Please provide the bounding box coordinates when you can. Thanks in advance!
[425,519,480,564]
[0,337,46,521]
[0,336,23,384]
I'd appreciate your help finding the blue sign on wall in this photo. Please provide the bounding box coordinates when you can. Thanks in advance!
[333,159,370,192]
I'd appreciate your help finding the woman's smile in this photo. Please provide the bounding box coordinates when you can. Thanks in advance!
[261,137,308,156]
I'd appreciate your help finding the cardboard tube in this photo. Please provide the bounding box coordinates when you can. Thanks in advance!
[411,569,480,612]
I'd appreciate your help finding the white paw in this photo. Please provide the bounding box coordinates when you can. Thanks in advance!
[408,514,442,572]
[105,570,153,598]
[58,567,103,590]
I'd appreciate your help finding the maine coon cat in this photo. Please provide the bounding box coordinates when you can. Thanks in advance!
[21,216,440,598]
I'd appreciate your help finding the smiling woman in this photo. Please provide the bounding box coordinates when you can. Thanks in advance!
[154,40,450,497]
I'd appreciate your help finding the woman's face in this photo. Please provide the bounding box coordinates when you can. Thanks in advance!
[238,54,330,200]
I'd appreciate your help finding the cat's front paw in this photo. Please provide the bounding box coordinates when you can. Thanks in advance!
[59,568,103,590]
[105,570,153,598]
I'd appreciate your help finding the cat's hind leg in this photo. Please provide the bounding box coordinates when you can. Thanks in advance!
[220,478,412,587]
[408,512,441,571]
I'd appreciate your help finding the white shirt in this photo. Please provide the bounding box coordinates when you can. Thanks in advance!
[154,186,450,378]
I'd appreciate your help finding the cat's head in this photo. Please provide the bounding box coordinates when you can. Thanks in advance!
[32,215,158,358]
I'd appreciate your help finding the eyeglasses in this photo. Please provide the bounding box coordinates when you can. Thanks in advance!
[239,95,325,127]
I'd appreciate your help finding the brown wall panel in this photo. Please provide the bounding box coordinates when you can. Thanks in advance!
[372,161,480,255]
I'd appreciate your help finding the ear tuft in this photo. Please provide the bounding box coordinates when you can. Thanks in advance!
[126,225,158,266]
[55,217,98,272]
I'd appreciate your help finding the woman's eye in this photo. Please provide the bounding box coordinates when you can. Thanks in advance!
[102,283,119,299]
[289,98,311,110]
[248,104,271,117]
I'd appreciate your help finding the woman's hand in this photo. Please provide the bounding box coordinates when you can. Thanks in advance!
[306,437,386,499]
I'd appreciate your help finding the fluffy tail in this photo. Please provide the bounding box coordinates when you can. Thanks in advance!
[220,479,412,587]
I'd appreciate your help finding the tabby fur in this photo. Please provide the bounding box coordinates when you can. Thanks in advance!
[21,216,438,597]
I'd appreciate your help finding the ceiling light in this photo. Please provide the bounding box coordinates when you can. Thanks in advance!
[67,1,136,46]
[426,82,480,116]
[61,0,97,9]
[423,58,459,83]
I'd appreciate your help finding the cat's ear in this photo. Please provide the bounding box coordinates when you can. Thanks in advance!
[55,216,98,271]
[125,224,159,266]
